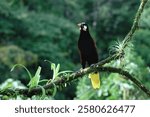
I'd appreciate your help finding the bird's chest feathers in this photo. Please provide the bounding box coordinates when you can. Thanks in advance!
[78,38,94,55]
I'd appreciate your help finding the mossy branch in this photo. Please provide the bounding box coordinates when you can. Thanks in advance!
[122,0,148,49]
[0,0,149,98]
[1,65,150,97]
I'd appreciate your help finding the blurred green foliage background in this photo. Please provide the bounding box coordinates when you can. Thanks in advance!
[0,0,150,100]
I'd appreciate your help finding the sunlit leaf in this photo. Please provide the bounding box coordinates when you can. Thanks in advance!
[28,66,41,90]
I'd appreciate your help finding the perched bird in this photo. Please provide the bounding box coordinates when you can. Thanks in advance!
[77,22,100,89]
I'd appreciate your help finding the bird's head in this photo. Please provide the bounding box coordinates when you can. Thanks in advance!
[77,22,89,32]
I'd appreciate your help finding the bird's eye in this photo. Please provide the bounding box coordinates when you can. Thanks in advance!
[83,25,87,31]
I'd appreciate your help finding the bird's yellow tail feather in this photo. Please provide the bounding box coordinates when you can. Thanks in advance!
[88,72,100,89]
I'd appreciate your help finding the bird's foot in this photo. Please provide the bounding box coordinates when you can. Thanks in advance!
[76,68,83,74]
[90,64,98,73]
[90,64,96,68]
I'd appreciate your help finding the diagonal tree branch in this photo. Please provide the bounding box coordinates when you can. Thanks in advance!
[0,0,149,98]
[24,66,150,97]
[95,0,148,66]
[1,65,150,97]
[122,0,148,49]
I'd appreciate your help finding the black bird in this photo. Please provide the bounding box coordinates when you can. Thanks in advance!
[77,22,100,89]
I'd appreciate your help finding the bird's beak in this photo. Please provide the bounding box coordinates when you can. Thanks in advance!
[77,23,81,27]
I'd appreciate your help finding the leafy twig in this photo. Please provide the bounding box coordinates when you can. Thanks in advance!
[1,65,150,97]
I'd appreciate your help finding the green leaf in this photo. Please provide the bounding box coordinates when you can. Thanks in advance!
[55,64,60,75]
[11,64,32,80]
[51,83,57,97]
[28,66,41,90]
[57,70,73,76]
[38,85,46,100]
